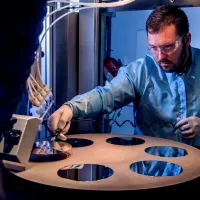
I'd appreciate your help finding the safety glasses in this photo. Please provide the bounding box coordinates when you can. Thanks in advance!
[148,35,184,55]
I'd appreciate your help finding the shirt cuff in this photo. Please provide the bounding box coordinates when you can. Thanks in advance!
[63,102,77,118]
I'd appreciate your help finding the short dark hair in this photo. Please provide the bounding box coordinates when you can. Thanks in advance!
[146,5,189,36]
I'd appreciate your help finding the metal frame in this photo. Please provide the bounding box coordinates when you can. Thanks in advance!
[77,0,101,133]
[50,3,79,109]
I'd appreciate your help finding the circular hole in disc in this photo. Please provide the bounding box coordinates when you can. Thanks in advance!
[106,136,145,146]
[30,140,71,162]
[58,164,114,181]
[145,146,188,157]
[130,160,182,176]
[65,138,93,148]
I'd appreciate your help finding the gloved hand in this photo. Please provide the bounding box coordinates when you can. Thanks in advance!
[48,105,73,140]
[174,116,200,139]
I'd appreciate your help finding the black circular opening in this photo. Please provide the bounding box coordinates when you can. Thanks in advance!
[130,160,182,176]
[106,136,145,146]
[57,164,114,181]
[66,138,93,148]
[30,140,70,162]
[145,146,188,157]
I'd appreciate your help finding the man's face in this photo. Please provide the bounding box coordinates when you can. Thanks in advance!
[147,25,190,73]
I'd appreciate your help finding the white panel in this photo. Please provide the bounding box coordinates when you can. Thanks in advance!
[136,29,150,60]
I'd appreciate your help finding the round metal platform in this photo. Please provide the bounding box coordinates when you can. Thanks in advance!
[9,134,200,191]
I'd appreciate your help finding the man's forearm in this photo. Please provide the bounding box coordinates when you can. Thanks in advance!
[64,69,136,119]
[65,89,106,119]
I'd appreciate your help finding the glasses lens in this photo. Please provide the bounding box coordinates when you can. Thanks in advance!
[148,38,181,55]
[162,43,176,54]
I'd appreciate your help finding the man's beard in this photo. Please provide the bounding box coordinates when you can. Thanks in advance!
[176,45,188,73]
[158,45,188,73]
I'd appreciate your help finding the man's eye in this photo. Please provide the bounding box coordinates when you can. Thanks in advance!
[163,44,175,50]
[150,47,157,50]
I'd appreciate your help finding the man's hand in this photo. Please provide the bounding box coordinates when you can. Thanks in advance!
[48,105,73,140]
[174,116,200,139]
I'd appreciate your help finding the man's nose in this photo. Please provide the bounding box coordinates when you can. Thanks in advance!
[157,50,167,60]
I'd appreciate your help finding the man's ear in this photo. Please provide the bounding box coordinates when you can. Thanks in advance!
[184,32,191,48]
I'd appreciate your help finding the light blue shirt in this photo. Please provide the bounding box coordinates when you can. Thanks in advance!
[66,46,200,176]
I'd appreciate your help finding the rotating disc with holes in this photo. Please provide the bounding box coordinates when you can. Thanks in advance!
[7,134,200,191]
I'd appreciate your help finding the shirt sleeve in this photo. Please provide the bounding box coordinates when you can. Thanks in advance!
[65,58,148,119]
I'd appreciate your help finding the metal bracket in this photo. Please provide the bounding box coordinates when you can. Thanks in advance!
[0,114,40,165]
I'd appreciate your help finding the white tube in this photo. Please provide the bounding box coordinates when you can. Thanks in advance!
[44,4,77,21]
[36,7,90,91]
[42,0,136,45]
[40,6,90,45]
[48,0,135,7]
[36,0,135,97]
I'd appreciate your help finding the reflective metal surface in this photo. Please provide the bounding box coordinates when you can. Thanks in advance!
[145,146,188,157]
[66,138,93,148]
[12,134,200,191]
[30,140,71,162]
[106,136,145,146]
[130,160,182,176]
[57,164,114,181]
